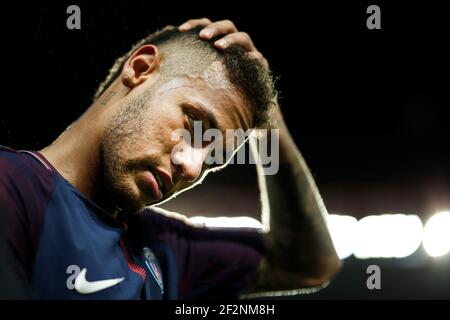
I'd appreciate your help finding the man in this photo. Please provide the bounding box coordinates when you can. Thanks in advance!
[0,18,341,299]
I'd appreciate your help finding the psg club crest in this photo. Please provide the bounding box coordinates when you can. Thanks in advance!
[143,247,164,293]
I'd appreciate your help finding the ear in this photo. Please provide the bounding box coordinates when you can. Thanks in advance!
[121,45,161,89]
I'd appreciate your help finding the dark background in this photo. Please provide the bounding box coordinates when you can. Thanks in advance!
[1,1,449,299]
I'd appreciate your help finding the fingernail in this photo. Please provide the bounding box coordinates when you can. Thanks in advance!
[179,23,190,31]
[216,39,228,48]
[200,29,213,38]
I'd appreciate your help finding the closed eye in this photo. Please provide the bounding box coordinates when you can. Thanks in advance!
[186,113,209,148]
[187,112,208,133]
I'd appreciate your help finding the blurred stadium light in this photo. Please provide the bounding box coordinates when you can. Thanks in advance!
[423,211,450,257]
[190,212,450,260]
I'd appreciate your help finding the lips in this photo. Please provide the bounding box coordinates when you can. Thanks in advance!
[143,167,174,201]
[152,168,174,194]
[143,170,163,200]
[153,171,165,193]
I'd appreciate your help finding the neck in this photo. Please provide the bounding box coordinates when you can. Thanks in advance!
[40,84,128,215]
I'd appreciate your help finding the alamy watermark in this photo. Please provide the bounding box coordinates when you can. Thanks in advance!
[366,264,381,290]
[66,5,81,30]
[171,121,280,176]
[366,5,381,30]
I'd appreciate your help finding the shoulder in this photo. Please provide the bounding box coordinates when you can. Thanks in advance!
[0,145,24,171]
[0,146,57,218]
[0,146,58,284]
[0,146,55,185]
[1,146,50,179]
[139,207,265,251]
[138,206,206,234]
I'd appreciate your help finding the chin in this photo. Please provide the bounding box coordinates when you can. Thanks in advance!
[108,174,163,214]
[105,181,142,215]
[124,187,162,214]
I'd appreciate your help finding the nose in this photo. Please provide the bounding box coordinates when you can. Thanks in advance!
[171,142,206,182]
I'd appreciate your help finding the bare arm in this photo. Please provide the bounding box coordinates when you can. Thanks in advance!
[243,106,341,296]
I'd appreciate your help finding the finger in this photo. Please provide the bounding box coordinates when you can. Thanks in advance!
[214,32,255,51]
[198,19,238,39]
[179,18,212,31]
[248,51,269,70]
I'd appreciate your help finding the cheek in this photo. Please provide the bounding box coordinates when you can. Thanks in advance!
[132,104,185,155]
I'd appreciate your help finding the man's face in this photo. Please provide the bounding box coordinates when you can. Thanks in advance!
[100,62,252,213]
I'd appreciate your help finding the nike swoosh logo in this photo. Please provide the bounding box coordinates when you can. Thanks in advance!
[74,268,124,294]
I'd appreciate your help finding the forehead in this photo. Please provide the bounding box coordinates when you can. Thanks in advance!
[156,61,252,131]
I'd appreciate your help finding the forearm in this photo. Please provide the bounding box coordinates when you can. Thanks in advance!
[255,112,341,287]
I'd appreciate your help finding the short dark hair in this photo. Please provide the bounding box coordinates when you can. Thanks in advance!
[94,25,277,128]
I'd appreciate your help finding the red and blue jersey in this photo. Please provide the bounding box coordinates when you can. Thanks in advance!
[0,146,264,299]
